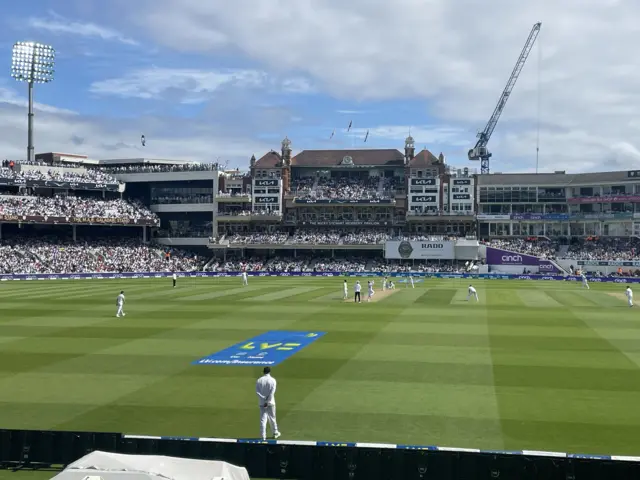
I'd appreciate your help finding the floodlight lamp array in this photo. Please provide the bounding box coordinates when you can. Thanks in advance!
[11,42,55,83]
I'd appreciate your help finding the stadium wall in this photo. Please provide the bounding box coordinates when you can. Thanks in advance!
[2,271,640,283]
[555,259,640,275]
[1,428,639,479]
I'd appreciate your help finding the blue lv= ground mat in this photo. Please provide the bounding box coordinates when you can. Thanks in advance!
[193,331,326,366]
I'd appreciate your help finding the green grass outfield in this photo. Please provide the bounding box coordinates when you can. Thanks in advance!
[0,275,639,457]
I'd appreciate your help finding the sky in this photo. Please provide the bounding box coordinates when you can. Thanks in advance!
[1,0,639,173]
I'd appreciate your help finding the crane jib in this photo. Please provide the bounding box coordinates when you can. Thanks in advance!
[468,22,542,174]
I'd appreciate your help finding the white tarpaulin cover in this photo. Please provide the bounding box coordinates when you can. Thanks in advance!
[49,450,250,480]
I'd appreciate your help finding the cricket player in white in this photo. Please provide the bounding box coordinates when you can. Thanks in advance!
[343,280,348,300]
[409,276,415,288]
[116,291,126,317]
[256,366,281,441]
[389,281,395,290]
[581,273,589,290]
[367,280,374,302]
[242,271,248,286]
[467,284,479,302]
[383,276,387,291]
[172,272,177,288]
[626,287,634,307]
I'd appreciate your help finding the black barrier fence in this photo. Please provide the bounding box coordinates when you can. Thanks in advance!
[1,429,639,479]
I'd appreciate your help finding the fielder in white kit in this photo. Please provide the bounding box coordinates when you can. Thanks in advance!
[116,291,126,317]
[367,280,374,302]
[242,271,248,286]
[581,273,589,290]
[626,287,634,307]
[467,284,479,302]
[343,279,348,300]
[256,366,281,441]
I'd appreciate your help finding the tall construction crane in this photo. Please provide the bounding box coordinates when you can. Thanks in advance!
[468,22,541,174]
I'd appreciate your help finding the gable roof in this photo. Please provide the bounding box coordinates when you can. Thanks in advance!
[254,151,282,168]
[409,149,440,167]
[291,149,404,167]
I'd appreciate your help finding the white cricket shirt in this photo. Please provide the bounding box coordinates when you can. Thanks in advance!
[256,373,277,406]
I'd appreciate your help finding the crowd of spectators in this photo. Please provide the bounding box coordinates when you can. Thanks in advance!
[314,177,382,200]
[209,257,308,272]
[228,232,289,244]
[152,194,213,204]
[290,177,315,195]
[0,195,157,221]
[0,237,204,274]
[224,229,393,245]
[205,256,471,273]
[367,260,469,273]
[342,230,389,244]
[563,237,640,261]
[290,230,341,244]
[102,163,217,174]
[0,163,118,185]
[482,238,558,259]
[293,176,389,201]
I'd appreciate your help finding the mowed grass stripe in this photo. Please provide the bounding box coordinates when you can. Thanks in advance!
[0,281,318,430]
[245,286,323,302]
[3,277,640,454]
[56,296,338,436]
[515,289,563,308]
[488,290,640,453]
[545,289,601,307]
[177,284,272,301]
[415,288,456,305]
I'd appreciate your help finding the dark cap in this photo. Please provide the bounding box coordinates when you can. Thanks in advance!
[263,366,271,374]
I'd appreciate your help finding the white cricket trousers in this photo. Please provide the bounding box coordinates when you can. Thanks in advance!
[467,293,479,301]
[116,305,124,316]
[629,298,634,307]
[260,404,279,439]
[243,278,248,286]
[583,282,589,289]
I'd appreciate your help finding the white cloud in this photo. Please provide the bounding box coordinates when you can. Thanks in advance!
[0,87,77,116]
[123,0,640,172]
[26,15,138,45]
[352,125,468,147]
[90,68,313,102]
[0,91,271,166]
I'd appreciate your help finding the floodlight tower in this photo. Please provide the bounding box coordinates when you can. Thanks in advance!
[11,42,56,163]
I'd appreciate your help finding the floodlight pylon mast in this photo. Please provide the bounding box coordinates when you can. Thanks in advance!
[11,42,56,163]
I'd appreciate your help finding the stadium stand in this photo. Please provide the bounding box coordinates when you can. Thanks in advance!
[0,164,118,184]
[0,195,157,221]
[482,238,559,259]
[0,237,203,274]
[564,237,640,261]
